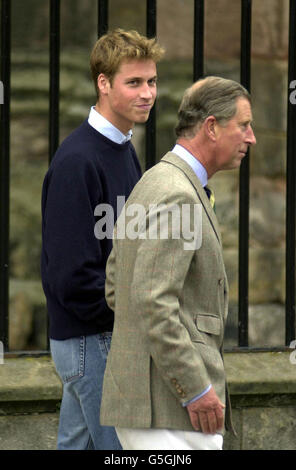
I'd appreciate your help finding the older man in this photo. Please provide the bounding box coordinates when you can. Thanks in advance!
[100,76,256,450]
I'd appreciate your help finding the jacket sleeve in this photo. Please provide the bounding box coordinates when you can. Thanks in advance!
[105,243,116,312]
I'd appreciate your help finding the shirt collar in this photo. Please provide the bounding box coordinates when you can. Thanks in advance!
[88,106,133,144]
[172,144,208,187]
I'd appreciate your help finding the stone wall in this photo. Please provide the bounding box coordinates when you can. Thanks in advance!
[1,352,296,450]
[5,0,294,350]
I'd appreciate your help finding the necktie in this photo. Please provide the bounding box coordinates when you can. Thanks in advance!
[204,185,215,210]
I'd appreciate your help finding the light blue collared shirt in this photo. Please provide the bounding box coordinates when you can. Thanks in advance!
[172,144,208,188]
[88,106,133,144]
[172,144,212,405]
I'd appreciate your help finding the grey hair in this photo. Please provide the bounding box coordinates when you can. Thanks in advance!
[175,76,251,138]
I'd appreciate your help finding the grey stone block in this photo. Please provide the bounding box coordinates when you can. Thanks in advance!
[0,413,59,450]
[242,407,296,450]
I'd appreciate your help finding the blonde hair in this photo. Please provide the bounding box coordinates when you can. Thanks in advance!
[90,28,165,98]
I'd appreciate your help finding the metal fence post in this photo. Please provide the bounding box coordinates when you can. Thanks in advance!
[98,0,109,37]
[238,0,252,347]
[286,0,296,345]
[145,0,157,170]
[193,0,204,81]
[0,0,11,350]
[49,0,60,162]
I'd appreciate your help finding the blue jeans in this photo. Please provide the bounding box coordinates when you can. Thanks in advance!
[50,333,122,450]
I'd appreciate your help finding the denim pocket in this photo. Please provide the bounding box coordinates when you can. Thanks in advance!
[97,332,112,361]
[50,336,85,383]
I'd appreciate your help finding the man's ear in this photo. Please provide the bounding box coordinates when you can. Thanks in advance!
[97,73,110,96]
[204,115,218,142]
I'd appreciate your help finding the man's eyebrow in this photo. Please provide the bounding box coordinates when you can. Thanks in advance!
[125,74,158,81]
[241,115,254,125]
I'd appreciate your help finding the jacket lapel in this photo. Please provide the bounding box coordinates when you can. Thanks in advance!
[161,152,222,245]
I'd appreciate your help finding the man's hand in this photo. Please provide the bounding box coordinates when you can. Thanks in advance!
[186,387,225,434]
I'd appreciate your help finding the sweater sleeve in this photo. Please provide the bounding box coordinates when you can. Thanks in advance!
[42,152,110,325]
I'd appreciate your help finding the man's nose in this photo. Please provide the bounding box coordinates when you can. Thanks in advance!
[140,83,153,99]
[247,125,256,146]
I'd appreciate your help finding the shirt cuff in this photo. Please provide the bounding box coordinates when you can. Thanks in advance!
[182,384,212,407]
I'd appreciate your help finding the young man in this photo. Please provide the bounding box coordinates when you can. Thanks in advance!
[41,29,164,450]
[100,76,256,450]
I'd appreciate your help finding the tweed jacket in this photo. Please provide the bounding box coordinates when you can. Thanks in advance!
[100,152,233,433]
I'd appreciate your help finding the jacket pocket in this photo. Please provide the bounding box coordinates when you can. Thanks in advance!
[195,314,221,336]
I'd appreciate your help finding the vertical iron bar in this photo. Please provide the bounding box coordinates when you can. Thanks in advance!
[98,0,109,38]
[285,0,296,345]
[0,0,11,351]
[145,0,157,170]
[193,0,204,81]
[47,0,60,350]
[49,0,60,162]
[238,0,252,347]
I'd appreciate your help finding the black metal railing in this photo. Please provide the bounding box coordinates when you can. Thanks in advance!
[286,0,296,347]
[0,0,10,351]
[0,0,295,352]
[238,0,252,347]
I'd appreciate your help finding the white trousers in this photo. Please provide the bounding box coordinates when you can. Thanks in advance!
[116,428,223,450]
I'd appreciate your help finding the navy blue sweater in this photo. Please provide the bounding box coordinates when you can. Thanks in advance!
[41,120,142,339]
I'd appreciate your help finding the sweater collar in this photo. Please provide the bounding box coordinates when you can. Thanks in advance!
[88,106,133,144]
